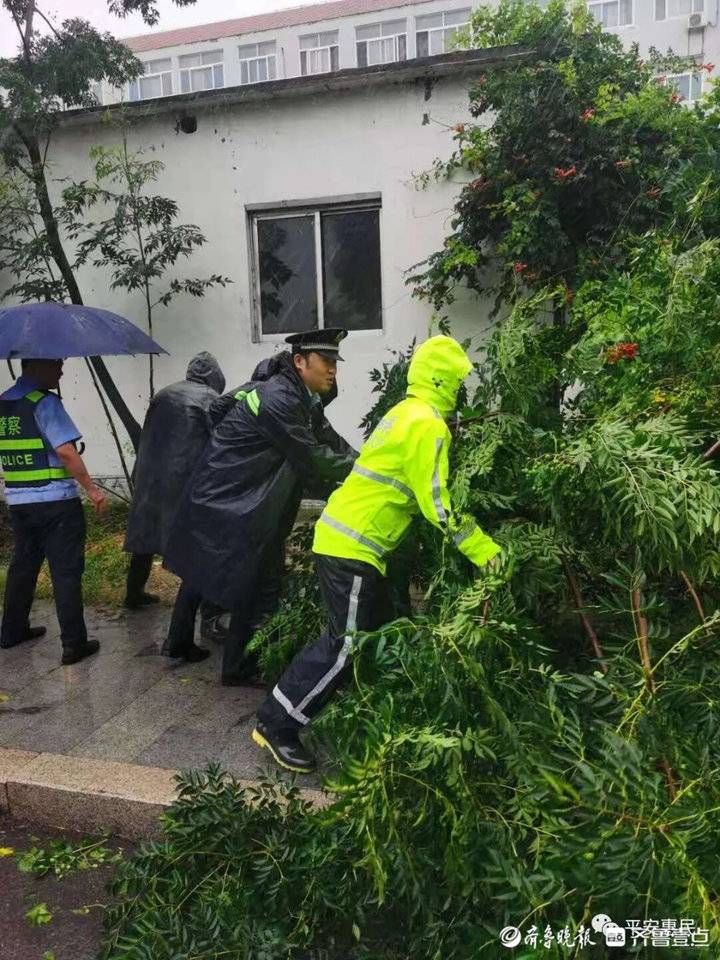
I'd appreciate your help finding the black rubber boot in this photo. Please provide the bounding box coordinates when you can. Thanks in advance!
[251,722,316,774]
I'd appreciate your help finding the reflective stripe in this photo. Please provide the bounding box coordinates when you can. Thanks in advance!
[0,439,45,450]
[4,467,71,483]
[431,437,447,524]
[453,524,477,547]
[234,390,247,402]
[318,514,385,556]
[246,389,260,415]
[25,390,45,403]
[271,684,310,726]
[296,574,361,715]
[352,463,413,500]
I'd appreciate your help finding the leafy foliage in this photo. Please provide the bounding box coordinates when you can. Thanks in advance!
[64,134,231,395]
[411,0,719,311]
[17,836,122,879]
[101,4,720,958]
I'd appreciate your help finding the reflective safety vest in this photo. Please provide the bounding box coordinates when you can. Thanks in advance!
[313,396,500,574]
[0,391,71,488]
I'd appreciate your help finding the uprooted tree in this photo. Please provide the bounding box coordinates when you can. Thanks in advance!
[94,3,720,958]
[0,0,199,454]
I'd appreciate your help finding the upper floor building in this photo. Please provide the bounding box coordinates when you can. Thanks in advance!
[95,0,720,107]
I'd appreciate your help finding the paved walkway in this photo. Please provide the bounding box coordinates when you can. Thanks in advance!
[0,600,320,787]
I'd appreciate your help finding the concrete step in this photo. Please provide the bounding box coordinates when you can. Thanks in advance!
[0,746,328,840]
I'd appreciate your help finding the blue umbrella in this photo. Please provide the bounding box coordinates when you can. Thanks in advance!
[0,303,167,358]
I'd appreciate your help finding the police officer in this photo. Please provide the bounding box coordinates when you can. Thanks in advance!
[162,329,357,682]
[0,358,107,663]
[252,335,502,773]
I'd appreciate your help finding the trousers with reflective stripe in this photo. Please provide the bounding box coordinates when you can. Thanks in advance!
[256,554,395,732]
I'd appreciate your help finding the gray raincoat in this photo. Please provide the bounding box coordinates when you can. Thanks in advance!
[124,352,225,556]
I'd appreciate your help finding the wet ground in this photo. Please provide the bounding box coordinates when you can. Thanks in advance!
[0,817,123,960]
[0,599,320,787]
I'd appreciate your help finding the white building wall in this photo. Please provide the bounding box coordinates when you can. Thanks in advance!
[99,0,720,108]
[3,74,490,476]
[101,0,477,104]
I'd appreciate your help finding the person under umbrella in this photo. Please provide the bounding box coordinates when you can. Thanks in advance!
[162,329,357,682]
[123,352,226,640]
[0,301,165,663]
[0,359,107,663]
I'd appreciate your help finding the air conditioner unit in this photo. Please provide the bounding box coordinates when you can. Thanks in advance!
[688,12,710,28]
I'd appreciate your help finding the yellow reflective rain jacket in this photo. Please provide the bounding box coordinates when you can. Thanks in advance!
[313,335,500,573]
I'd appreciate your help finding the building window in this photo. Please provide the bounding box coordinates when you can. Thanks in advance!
[655,0,703,17]
[356,20,407,67]
[179,49,224,93]
[251,201,383,335]
[300,32,340,75]
[658,71,703,101]
[416,9,471,57]
[587,0,633,27]
[128,58,173,101]
[238,41,278,83]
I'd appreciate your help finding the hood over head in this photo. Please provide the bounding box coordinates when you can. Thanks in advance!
[406,335,472,416]
[186,352,225,394]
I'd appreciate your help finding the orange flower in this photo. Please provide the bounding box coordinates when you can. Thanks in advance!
[701,63,715,72]
[513,262,528,274]
[580,108,595,121]
[554,164,577,180]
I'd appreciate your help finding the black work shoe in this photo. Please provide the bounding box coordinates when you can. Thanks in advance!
[163,643,210,663]
[0,626,46,649]
[124,592,160,610]
[61,640,100,665]
[251,723,316,774]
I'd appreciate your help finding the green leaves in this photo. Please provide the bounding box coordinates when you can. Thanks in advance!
[25,902,52,927]
[17,836,122,879]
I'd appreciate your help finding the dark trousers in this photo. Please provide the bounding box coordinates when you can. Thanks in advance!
[129,553,225,635]
[223,542,284,681]
[125,552,154,602]
[1,499,88,650]
[257,554,394,735]
[164,541,284,680]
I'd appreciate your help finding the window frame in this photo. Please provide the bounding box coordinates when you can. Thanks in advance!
[587,0,634,28]
[238,42,278,85]
[415,10,471,58]
[657,69,704,102]
[356,21,408,67]
[127,58,173,101]
[655,0,703,19]
[247,195,384,342]
[299,32,340,75]
[178,49,224,93]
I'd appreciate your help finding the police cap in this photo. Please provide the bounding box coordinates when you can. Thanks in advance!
[284,328,348,361]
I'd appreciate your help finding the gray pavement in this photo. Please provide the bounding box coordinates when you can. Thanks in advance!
[0,600,320,786]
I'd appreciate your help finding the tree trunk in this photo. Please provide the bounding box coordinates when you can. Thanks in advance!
[20,129,142,452]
